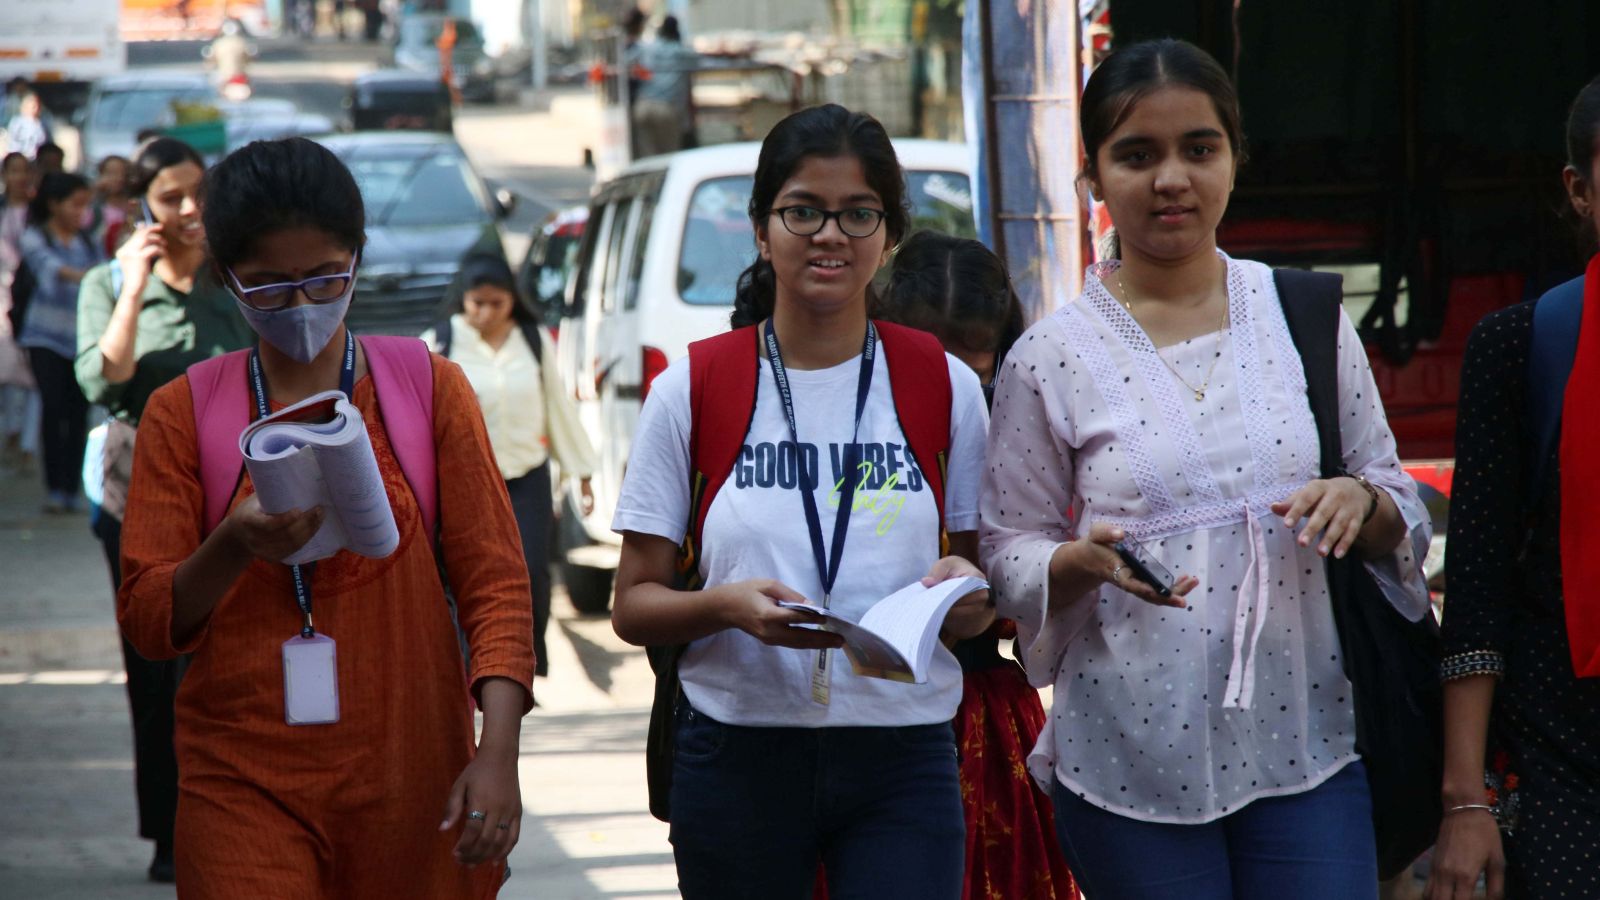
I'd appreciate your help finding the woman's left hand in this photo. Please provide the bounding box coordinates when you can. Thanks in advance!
[924,555,995,640]
[1270,477,1373,560]
[579,477,595,517]
[439,747,522,868]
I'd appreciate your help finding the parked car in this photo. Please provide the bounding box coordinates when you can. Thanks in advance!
[386,13,494,103]
[75,71,219,167]
[516,206,588,327]
[219,98,334,152]
[551,140,977,613]
[343,70,453,133]
[314,131,515,335]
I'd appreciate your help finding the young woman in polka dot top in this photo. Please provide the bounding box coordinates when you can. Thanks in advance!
[1427,74,1600,900]
[978,39,1431,900]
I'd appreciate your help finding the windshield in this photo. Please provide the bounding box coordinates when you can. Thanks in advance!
[92,88,214,131]
[342,150,490,227]
[676,169,977,305]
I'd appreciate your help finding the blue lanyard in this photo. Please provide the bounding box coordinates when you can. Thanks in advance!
[762,320,876,608]
[247,330,356,637]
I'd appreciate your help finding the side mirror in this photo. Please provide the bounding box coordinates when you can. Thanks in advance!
[493,187,518,218]
[70,106,87,128]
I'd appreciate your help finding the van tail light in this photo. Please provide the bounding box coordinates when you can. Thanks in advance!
[641,346,669,403]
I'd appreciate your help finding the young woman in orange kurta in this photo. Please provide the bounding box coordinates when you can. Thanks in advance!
[117,137,535,898]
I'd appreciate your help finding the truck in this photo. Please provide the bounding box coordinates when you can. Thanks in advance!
[0,0,125,109]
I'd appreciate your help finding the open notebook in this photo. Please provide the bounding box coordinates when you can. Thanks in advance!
[780,576,988,683]
[239,390,400,566]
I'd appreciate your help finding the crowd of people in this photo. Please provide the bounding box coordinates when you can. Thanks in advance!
[3,32,1599,900]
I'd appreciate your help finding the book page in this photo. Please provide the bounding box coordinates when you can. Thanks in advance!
[856,576,987,682]
[777,602,914,678]
[241,391,399,565]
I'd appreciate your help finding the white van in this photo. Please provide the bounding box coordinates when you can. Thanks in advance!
[554,140,976,613]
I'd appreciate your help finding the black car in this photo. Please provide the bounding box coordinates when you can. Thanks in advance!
[314,132,515,335]
[343,70,453,133]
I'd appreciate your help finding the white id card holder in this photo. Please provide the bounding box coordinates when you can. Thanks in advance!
[282,633,339,725]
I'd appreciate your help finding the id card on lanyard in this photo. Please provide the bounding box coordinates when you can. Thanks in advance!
[763,320,875,706]
[250,330,357,726]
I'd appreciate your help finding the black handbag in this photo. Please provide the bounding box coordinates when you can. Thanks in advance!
[1274,268,1444,880]
[644,642,683,823]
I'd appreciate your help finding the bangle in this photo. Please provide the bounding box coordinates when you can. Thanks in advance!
[1446,803,1496,817]
[1337,472,1380,524]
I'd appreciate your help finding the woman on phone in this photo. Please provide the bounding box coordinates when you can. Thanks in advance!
[979,40,1429,899]
[117,137,534,897]
[73,136,253,883]
[610,104,993,899]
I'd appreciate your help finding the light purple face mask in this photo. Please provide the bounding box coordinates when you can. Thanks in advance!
[232,286,354,363]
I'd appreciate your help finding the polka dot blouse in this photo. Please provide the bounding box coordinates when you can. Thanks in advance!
[978,253,1432,824]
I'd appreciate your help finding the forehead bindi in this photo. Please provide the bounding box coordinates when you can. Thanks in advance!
[776,155,884,208]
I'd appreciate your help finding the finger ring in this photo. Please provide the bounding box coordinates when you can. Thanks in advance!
[467,810,487,821]
[1111,565,1127,582]
[497,822,511,830]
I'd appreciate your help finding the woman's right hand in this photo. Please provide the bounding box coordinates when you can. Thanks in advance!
[114,223,164,290]
[1427,809,1505,900]
[223,494,325,564]
[715,579,847,650]
[1051,522,1198,609]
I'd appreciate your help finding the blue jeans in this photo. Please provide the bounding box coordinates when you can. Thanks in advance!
[668,703,965,900]
[1052,760,1378,900]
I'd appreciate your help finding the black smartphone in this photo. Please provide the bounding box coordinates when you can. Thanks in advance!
[1113,536,1175,597]
[140,199,155,226]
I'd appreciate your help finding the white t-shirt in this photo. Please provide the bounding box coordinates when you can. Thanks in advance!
[613,343,989,727]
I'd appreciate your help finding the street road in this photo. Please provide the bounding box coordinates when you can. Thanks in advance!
[0,38,673,900]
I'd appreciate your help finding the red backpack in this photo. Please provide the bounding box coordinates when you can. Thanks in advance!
[645,319,954,821]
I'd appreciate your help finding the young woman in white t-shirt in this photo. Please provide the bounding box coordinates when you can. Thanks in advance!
[610,104,993,899]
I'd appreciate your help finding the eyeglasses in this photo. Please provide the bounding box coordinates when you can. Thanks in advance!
[227,256,358,311]
[771,206,887,239]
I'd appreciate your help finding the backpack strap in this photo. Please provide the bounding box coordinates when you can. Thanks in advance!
[1527,275,1584,500]
[876,320,952,536]
[1273,269,1345,476]
[362,335,438,539]
[188,349,252,536]
[676,326,762,587]
[519,319,544,363]
[434,317,454,358]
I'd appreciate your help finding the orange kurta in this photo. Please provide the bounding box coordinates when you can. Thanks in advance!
[118,355,535,899]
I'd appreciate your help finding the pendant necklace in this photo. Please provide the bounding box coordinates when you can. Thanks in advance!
[1117,269,1230,402]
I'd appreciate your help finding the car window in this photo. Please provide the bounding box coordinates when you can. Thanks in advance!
[533,231,583,314]
[342,151,489,226]
[599,196,637,314]
[92,89,214,131]
[622,191,657,311]
[675,170,977,306]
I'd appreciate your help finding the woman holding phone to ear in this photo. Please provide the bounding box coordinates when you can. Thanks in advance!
[979,40,1429,899]
[73,136,252,883]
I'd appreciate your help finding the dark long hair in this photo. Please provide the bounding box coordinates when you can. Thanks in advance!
[128,136,205,200]
[26,171,89,228]
[1080,38,1245,185]
[203,138,366,269]
[1566,73,1600,244]
[877,230,1024,362]
[444,251,540,327]
[730,104,911,329]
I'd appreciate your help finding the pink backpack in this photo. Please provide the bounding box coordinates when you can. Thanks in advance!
[186,336,438,538]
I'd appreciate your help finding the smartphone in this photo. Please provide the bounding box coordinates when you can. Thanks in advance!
[1113,536,1175,597]
[140,199,155,226]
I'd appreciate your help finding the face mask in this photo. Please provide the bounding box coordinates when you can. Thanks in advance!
[234,287,354,364]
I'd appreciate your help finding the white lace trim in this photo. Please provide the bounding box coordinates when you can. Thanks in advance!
[1091,481,1303,542]
[1082,271,1225,506]
[1053,305,1180,512]
[1258,273,1324,482]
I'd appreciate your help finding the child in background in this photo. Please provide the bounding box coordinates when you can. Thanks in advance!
[876,231,1078,900]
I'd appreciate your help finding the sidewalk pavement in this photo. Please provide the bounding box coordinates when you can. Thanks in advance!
[0,462,673,898]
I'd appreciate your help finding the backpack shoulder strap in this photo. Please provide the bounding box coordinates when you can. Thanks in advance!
[676,326,761,587]
[875,320,952,531]
[188,349,251,536]
[519,319,544,363]
[362,335,439,538]
[1527,275,1584,497]
[433,317,454,358]
[1273,268,1345,475]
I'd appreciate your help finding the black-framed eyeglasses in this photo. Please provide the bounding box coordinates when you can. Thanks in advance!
[771,206,887,239]
[226,256,359,311]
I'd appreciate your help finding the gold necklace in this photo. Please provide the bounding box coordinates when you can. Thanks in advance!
[1117,270,1230,402]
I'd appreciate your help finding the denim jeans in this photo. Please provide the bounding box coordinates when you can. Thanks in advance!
[1051,760,1378,900]
[668,703,966,900]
